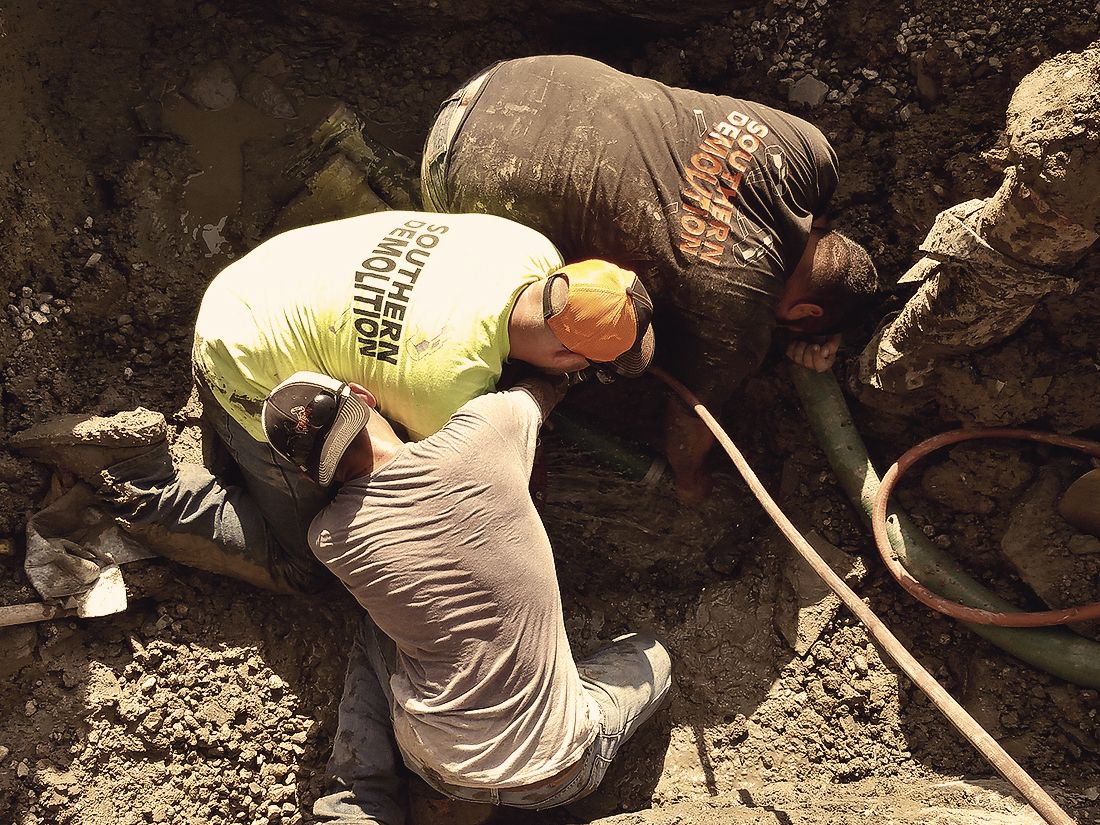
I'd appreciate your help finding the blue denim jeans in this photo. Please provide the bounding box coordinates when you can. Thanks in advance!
[103,379,333,593]
[314,615,672,823]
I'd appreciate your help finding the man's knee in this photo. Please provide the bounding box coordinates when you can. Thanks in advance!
[578,632,673,738]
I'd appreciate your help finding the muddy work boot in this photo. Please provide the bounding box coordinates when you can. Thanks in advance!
[12,408,169,486]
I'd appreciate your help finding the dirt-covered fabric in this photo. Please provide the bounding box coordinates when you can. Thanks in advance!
[437,55,839,400]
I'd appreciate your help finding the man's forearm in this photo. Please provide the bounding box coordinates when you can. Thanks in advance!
[516,376,567,422]
[664,398,714,505]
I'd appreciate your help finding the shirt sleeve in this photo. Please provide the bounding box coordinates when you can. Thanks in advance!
[460,388,544,470]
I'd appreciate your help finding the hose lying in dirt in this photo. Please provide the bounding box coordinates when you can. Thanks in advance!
[550,413,656,480]
[874,428,1100,627]
[791,367,1100,690]
[651,365,1076,825]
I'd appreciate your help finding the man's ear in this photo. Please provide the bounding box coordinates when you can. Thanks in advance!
[781,302,824,321]
[347,382,377,408]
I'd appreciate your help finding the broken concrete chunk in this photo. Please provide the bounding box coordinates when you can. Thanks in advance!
[1002,465,1100,639]
[1069,534,1100,555]
[788,75,829,107]
[775,530,865,656]
[183,61,238,111]
[241,72,296,119]
[274,154,387,233]
[255,52,289,78]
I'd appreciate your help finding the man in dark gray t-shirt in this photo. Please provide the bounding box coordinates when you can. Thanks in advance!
[422,55,878,502]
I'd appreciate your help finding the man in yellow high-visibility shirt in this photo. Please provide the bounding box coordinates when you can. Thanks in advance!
[16,210,654,594]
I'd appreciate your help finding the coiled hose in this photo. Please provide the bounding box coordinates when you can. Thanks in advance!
[790,366,1100,689]
[652,366,1074,825]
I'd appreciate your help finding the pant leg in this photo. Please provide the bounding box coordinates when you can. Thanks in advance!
[314,615,406,825]
[98,381,332,593]
[420,65,498,212]
[197,383,333,592]
[104,446,299,594]
[501,632,672,811]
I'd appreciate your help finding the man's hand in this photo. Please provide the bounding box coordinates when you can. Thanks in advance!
[786,332,841,373]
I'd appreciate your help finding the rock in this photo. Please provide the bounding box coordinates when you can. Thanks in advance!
[256,52,289,78]
[775,531,865,656]
[788,75,829,106]
[183,61,238,111]
[241,72,296,119]
[0,626,36,679]
[1069,535,1100,555]
[1002,466,1100,639]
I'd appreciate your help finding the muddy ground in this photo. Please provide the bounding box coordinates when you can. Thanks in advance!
[2,1,1100,823]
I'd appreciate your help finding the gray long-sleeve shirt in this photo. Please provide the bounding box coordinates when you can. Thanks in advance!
[309,387,598,788]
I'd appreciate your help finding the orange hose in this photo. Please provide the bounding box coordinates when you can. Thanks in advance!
[873,428,1100,627]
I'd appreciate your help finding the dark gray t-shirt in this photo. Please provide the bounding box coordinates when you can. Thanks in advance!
[441,55,839,399]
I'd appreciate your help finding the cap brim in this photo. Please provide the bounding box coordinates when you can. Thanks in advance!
[611,323,655,377]
[315,393,370,487]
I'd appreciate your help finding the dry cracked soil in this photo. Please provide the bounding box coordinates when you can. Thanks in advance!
[1,1,1100,824]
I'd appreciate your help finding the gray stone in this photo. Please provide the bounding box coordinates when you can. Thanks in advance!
[788,75,829,107]
[241,73,296,119]
[183,61,238,111]
[774,531,865,655]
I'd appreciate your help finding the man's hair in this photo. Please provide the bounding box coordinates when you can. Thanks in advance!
[803,230,879,332]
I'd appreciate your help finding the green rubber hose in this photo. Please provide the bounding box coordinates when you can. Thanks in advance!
[791,366,1100,689]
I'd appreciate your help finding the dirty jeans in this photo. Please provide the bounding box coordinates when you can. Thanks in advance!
[103,379,332,594]
[420,65,497,213]
[314,616,672,824]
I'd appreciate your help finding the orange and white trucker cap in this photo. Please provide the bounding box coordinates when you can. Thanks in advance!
[543,260,656,377]
[262,371,370,488]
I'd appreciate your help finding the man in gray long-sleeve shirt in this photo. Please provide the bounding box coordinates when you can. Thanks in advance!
[261,370,671,823]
